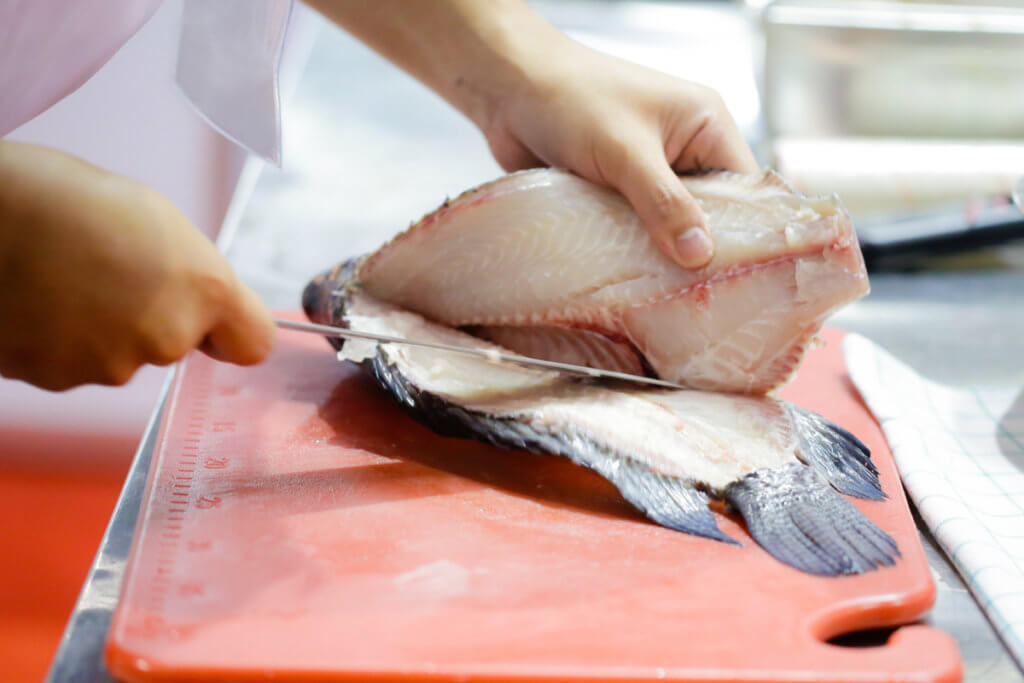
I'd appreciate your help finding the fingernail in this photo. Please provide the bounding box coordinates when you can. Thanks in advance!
[675,227,713,268]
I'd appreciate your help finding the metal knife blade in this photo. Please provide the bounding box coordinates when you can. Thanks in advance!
[275,318,688,390]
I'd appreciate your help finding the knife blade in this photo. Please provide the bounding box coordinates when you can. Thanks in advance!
[275,318,688,390]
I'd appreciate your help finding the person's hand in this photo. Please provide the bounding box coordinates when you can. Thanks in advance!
[0,141,275,391]
[480,39,760,268]
[305,0,759,269]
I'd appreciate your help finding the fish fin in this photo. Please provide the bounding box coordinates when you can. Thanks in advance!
[368,350,737,545]
[469,419,739,546]
[725,464,899,576]
[490,422,738,545]
[607,457,739,545]
[787,405,885,501]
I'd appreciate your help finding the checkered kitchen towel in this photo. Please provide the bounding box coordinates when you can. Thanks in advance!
[844,333,1024,667]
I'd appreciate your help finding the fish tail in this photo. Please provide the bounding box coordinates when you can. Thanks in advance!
[788,405,885,501]
[724,464,899,576]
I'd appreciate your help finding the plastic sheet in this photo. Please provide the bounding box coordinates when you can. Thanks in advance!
[176,0,293,165]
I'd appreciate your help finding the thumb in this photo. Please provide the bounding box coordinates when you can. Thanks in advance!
[606,146,713,269]
[201,279,276,366]
[487,132,544,173]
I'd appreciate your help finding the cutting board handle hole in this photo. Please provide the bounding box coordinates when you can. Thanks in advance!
[826,625,902,649]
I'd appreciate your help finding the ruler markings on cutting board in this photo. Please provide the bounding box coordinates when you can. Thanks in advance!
[134,359,235,639]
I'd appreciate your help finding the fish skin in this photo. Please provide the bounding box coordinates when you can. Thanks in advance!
[301,271,897,576]
[353,169,869,394]
[365,351,736,546]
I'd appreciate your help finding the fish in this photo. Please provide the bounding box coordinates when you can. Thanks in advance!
[350,168,869,394]
[302,262,899,576]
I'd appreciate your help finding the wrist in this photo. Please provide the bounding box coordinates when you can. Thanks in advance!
[447,2,572,134]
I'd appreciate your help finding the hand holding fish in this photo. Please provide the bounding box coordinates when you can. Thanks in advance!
[0,141,275,391]
[473,31,761,269]
[309,0,760,268]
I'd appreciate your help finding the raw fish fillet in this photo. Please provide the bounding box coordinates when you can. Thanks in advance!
[302,269,898,576]
[354,169,868,394]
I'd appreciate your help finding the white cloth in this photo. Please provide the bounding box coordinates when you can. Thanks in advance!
[844,333,1024,667]
[1,0,293,165]
[0,0,161,136]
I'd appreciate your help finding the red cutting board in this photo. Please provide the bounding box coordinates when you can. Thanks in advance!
[106,322,961,682]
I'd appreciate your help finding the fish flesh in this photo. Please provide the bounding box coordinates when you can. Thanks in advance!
[352,169,869,394]
[301,170,894,575]
[302,263,898,576]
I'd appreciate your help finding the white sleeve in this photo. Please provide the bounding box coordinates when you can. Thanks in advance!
[175,0,297,166]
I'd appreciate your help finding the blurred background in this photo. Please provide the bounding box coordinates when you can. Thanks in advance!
[3,0,1023,679]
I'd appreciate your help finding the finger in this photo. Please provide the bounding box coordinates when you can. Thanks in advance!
[676,114,759,175]
[604,142,713,269]
[201,280,276,366]
[487,134,544,173]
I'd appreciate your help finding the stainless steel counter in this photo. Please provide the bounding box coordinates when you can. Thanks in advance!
[46,378,171,683]
[47,4,1024,681]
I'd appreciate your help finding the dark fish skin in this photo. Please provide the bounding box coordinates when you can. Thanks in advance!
[302,267,899,576]
[302,259,360,342]
[365,346,737,546]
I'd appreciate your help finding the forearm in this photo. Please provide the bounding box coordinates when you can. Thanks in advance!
[303,0,566,131]
[0,141,140,271]
[0,140,54,242]
[0,140,125,229]
[0,141,24,289]
[305,1,757,270]
[0,141,76,276]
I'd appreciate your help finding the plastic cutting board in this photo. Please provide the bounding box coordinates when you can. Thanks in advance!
[106,321,962,682]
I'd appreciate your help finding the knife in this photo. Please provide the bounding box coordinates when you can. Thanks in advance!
[275,318,688,390]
